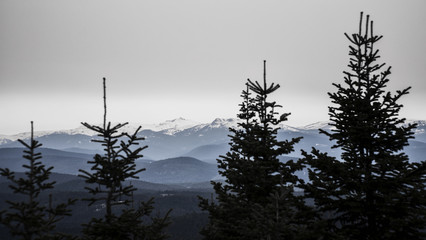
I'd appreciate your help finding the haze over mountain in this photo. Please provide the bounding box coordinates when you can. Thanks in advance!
[1,118,425,164]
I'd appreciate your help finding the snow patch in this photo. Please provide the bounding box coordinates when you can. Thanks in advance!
[1,118,425,143]
[298,121,333,131]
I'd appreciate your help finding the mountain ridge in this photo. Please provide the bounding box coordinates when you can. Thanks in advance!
[2,118,425,139]
[1,118,425,161]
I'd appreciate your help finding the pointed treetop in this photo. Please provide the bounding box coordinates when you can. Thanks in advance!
[263,60,267,91]
[30,121,34,141]
[103,77,107,130]
[247,61,280,96]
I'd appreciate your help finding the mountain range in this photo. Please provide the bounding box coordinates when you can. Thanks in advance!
[0,118,425,186]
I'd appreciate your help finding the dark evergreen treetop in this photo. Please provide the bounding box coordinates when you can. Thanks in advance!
[79,78,170,240]
[0,121,75,240]
[219,61,302,203]
[200,61,309,240]
[79,78,146,215]
[78,121,146,211]
[326,12,415,156]
[301,12,426,240]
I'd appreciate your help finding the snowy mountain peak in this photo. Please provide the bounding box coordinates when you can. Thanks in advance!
[1,118,425,141]
[276,124,302,132]
[56,123,144,136]
[155,118,201,135]
[405,120,426,135]
[209,118,239,128]
[298,121,333,131]
[158,117,199,127]
[407,119,426,127]
[0,130,55,142]
[169,117,187,122]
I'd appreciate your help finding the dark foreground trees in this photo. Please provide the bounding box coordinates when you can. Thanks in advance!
[0,122,75,240]
[200,61,314,240]
[79,78,170,240]
[301,12,426,240]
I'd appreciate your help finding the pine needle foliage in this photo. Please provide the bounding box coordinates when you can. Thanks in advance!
[301,12,426,240]
[0,121,76,240]
[78,121,146,213]
[200,61,311,240]
[79,78,170,240]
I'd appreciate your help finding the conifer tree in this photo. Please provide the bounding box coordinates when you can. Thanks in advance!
[79,78,170,240]
[301,12,426,239]
[199,61,310,239]
[0,121,76,240]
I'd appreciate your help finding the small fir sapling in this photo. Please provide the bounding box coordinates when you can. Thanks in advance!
[0,121,76,240]
[79,78,170,240]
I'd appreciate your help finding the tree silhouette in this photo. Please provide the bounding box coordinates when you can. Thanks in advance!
[0,121,75,240]
[301,12,426,240]
[79,78,170,240]
[200,61,311,239]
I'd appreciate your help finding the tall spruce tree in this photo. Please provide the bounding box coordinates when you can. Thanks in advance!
[79,78,170,240]
[0,121,75,240]
[199,61,310,239]
[301,12,426,240]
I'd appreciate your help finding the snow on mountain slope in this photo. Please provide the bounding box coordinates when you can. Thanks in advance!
[61,118,201,136]
[297,121,332,131]
[1,118,425,162]
[407,120,426,134]
[154,118,201,134]
[208,118,239,129]
[0,118,201,140]
[1,118,425,143]
[0,130,56,142]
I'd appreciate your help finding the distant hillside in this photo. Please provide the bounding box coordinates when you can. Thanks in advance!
[0,148,220,185]
[137,157,219,184]
[184,143,229,163]
[0,171,213,194]
[0,148,92,175]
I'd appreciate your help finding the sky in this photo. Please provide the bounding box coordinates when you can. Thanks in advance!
[1,0,425,135]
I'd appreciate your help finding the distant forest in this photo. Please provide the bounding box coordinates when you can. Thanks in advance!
[1,12,425,240]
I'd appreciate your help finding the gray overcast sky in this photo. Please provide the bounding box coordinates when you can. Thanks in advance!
[1,0,425,134]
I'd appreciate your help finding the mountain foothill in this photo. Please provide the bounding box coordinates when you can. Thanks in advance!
[0,117,425,187]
